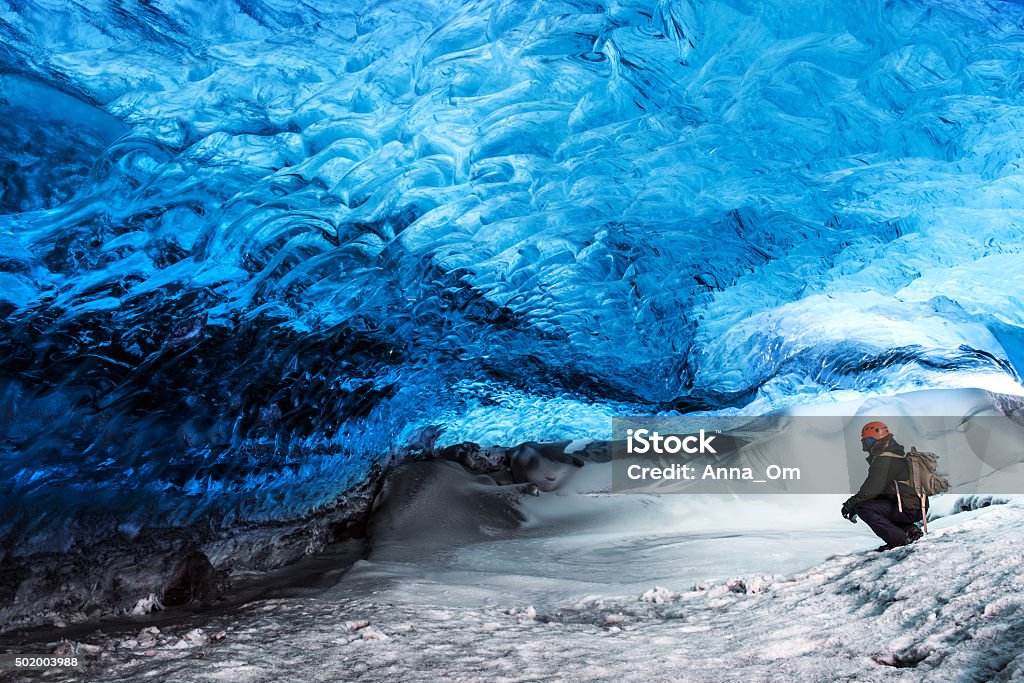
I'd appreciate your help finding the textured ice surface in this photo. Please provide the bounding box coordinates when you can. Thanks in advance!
[4,0,1024,547]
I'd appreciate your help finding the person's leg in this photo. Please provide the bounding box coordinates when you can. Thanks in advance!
[854,499,911,547]
[893,508,925,540]
[892,508,924,526]
[896,519,919,532]
[905,525,923,542]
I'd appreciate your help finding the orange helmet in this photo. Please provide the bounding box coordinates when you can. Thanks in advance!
[861,421,890,440]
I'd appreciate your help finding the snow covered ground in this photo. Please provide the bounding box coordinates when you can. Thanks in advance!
[5,387,1024,682]
[6,462,1022,683]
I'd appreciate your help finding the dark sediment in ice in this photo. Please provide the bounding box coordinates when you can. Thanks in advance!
[0,472,380,634]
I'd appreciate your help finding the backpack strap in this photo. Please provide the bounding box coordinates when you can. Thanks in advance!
[921,494,928,534]
[909,452,929,533]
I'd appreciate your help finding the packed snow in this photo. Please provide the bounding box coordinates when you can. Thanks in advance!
[11,488,1022,682]
[2,387,1023,682]
[7,457,1022,681]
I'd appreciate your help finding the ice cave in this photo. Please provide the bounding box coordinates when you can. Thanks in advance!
[2,0,1024,680]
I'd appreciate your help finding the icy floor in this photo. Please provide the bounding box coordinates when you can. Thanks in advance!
[7,459,1023,682]
[5,387,1024,681]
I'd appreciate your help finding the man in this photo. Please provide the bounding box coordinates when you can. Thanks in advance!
[841,421,924,551]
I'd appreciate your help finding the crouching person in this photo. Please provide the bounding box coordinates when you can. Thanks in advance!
[841,421,925,552]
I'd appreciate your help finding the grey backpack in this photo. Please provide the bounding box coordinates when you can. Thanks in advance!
[897,447,951,532]
[904,447,951,497]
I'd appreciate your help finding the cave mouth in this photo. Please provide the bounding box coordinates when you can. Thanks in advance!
[3,0,1024,643]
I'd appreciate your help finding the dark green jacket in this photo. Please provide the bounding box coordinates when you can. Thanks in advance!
[845,451,921,510]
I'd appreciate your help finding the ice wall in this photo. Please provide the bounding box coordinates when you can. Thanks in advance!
[3,0,1024,548]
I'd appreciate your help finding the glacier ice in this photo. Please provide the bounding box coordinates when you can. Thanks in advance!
[3,0,1024,550]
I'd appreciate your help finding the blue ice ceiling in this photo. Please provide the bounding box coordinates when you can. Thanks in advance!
[3,0,1024,544]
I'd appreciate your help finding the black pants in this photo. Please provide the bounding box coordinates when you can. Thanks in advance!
[854,498,923,546]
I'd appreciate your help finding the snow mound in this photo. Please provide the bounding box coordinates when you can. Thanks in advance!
[52,499,1024,682]
[640,586,678,604]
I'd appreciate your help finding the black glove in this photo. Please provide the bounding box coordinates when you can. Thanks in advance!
[841,500,858,523]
